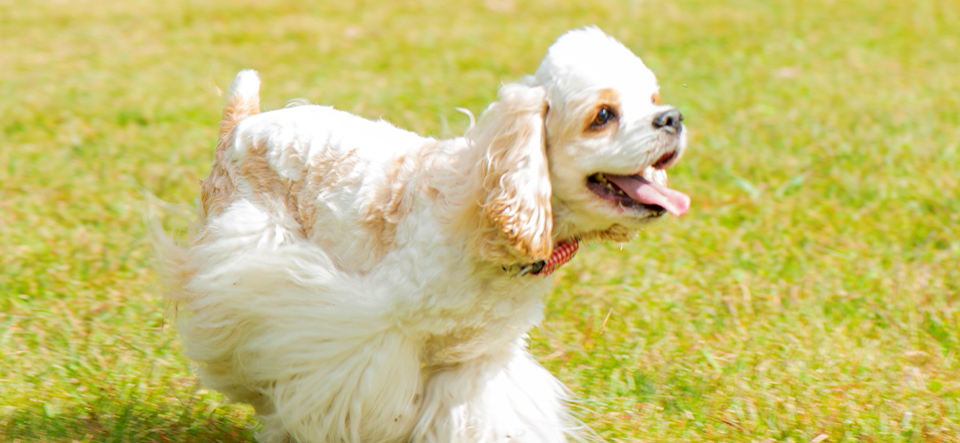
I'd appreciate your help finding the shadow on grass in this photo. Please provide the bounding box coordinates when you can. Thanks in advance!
[1,402,256,443]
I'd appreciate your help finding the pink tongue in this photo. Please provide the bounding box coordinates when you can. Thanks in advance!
[606,174,691,217]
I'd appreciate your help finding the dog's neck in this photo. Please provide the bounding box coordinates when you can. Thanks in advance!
[503,239,579,277]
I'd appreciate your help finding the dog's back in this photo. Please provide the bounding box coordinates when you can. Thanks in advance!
[195,71,432,272]
[170,71,439,443]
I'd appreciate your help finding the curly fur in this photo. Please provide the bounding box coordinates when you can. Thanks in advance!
[161,27,689,443]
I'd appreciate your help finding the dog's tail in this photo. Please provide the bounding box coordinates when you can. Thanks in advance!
[219,69,261,139]
[153,70,262,305]
[197,69,260,222]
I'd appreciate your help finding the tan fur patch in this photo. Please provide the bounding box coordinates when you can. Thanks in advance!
[359,150,422,259]
[298,148,364,239]
[449,84,553,264]
[198,92,260,227]
[199,132,238,223]
[596,88,620,108]
[652,91,661,105]
[484,188,554,261]
[421,326,482,367]
[220,98,260,139]
[237,139,306,237]
[582,88,621,135]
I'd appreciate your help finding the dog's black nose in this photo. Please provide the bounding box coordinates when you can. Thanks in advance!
[652,108,683,131]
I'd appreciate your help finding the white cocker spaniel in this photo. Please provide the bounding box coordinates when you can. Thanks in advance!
[164,27,690,443]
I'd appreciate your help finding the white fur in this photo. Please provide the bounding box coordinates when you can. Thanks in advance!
[228,69,261,102]
[164,27,687,443]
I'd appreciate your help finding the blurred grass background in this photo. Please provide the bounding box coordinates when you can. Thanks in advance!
[1,0,958,441]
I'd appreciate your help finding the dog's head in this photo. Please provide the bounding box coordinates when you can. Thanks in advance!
[466,27,690,264]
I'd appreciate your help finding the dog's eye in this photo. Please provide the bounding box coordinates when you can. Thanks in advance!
[651,92,661,105]
[592,107,615,128]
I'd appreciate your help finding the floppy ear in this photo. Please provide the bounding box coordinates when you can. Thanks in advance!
[466,83,553,264]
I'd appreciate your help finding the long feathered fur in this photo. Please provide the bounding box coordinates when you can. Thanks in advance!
[199,70,261,223]
[162,27,688,443]
[166,73,571,443]
[444,84,554,264]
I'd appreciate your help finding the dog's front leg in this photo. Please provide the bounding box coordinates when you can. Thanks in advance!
[411,339,572,443]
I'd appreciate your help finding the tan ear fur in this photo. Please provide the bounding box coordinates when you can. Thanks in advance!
[464,83,553,264]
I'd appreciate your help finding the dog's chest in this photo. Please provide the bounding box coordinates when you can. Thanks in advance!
[400,271,551,367]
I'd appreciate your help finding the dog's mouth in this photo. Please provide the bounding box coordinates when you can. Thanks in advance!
[586,160,690,218]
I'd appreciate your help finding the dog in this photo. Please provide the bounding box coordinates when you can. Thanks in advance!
[163,27,690,443]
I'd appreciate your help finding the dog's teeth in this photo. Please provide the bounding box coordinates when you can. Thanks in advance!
[606,183,614,190]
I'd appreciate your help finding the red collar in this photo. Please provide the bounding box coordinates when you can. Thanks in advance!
[513,239,579,277]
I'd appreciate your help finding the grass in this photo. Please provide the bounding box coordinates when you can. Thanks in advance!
[1,0,958,441]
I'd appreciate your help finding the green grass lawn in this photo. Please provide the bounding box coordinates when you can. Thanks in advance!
[1,0,958,441]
